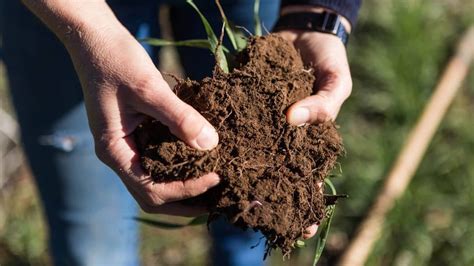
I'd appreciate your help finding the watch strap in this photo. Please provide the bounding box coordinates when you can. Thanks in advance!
[274,11,349,46]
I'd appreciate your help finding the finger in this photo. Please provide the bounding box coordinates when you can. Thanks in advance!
[302,181,323,239]
[123,180,210,216]
[135,77,219,151]
[108,135,219,203]
[287,72,352,125]
[128,173,219,214]
[303,224,319,239]
[154,173,220,203]
[125,175,212,216]
[99,134,220,213]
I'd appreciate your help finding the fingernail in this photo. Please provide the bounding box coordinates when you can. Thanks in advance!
[290,107,310,126]
[196,126,219,150]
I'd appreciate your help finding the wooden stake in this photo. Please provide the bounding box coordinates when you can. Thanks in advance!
[337,26,474,266]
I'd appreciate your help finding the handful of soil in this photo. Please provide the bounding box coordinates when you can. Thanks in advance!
[134,34,343,255]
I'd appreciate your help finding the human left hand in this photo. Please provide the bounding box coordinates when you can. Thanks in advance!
[276,29,352,239]
[278,30,352,126]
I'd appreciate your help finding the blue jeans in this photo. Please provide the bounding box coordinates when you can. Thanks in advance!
[1,0,280,265]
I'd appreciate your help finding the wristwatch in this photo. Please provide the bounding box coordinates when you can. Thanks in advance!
[273,11,350,46]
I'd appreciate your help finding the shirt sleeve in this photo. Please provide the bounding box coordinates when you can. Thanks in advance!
[280,0,362,27]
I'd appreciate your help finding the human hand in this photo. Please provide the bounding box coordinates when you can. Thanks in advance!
[279,30,352,125]
[276,13,352,239]
[80,32,220,216]
[23,1,220,216]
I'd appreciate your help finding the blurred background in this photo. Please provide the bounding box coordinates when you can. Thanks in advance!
[1,0,473,265]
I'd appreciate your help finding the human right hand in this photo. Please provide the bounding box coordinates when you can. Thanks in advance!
[22,0,220,216]
[80,30,221,216]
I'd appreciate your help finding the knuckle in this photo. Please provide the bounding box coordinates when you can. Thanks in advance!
[182,186,197,199]
[174,107,203,138]
[134,84,155,103]
[131,74,164,101]
[312,104,332,123]
[176,106,196,127]
[329,71,344,81]
[322,71,350,91]
[177,181,199,200]
[94,138,113,164]
[322,71,343,85]
[134,73,159,91]
[93,135,125,170]
[129,183,166,213]
[142,186,166,206]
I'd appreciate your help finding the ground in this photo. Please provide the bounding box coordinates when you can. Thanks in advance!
[1,0,474,265]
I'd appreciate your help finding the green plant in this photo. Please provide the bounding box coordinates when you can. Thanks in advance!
[313,179,338,265]
[141,0,265,73]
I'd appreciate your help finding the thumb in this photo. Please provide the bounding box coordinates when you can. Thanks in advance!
[287,71,351,125]
[136,78,219,151]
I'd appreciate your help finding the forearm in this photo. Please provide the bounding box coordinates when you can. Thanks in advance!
[21,0,149,90]
[21,0,131,56]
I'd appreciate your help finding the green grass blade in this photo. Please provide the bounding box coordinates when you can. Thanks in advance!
[214,0,248,51]
[224,24,240,51]
[254,0,262,36]
[312,178,337,266]
[186,0,218,47]
[229,27,248,51]
[187,0,229,72]
[215,0,237,51]
[325,178,337,195]
[141,38,230,53]
[232,27,249,50]
[189,214,209,225]
[312,206,336,266]
[134,214,208,230]
[142,38,210,49]
[133,217,187,229]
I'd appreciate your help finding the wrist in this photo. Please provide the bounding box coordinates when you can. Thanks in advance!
[280,5,351,33]
[279,30,346,51]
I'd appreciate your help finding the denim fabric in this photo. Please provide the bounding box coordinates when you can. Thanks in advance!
[2,0,279,265]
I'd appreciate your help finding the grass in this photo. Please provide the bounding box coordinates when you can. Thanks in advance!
[1,0,474,265]
[0,168,50,265]
[331,0,474,265]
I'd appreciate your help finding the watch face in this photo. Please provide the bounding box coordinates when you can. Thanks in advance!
[321,11,342,34]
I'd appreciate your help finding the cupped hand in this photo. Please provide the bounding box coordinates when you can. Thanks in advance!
[278,30,352,239]
[68,25,220,216]
[278,30,352,125]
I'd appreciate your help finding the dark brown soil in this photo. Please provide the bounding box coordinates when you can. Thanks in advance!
[134,34,343,255]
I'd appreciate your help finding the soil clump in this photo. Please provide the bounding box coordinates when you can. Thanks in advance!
[134,34,343,255]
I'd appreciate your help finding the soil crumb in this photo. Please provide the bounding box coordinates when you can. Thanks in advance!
[134,34,343,256]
